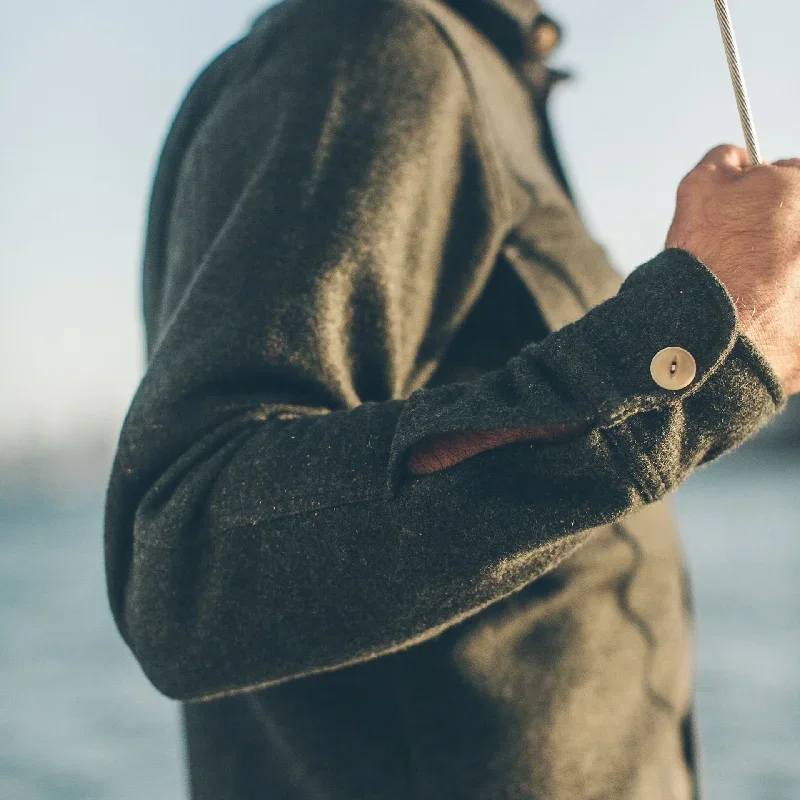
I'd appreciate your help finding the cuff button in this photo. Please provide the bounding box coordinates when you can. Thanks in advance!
[650,347,697,390]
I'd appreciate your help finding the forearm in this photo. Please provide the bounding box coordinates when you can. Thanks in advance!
[108,250,785,703]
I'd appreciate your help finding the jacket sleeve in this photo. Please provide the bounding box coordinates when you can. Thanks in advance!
[104,0,787,703]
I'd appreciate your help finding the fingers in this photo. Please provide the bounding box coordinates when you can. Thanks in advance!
[679,145,751,193]
[695,144,752,171]
[695,150,800,172]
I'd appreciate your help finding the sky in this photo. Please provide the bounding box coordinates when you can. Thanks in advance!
[1,0,798,446]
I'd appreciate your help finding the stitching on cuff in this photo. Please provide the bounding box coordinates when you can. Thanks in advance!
[733,333,788,411]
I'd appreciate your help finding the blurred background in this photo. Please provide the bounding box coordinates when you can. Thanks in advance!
[1,0,798,798]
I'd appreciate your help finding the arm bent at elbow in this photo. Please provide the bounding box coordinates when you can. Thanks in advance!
[104,4,786,703]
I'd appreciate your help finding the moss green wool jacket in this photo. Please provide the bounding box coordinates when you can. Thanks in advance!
[104,0,788,797]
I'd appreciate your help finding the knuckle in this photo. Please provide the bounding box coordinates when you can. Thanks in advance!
[708,143,739,162]
[713,143,736,157]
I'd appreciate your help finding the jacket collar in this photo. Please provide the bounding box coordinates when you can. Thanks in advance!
[481,0,541,29]
[439,0,542,66]
[440,0,576,200]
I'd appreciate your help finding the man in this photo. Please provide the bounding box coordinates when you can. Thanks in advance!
[103,0,800,797]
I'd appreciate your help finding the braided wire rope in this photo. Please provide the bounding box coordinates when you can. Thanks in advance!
[713,0,762,164]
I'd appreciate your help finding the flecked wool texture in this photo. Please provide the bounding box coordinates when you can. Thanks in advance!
[104,0,788,797]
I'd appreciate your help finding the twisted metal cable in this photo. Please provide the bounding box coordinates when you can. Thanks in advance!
[713,0,762,164]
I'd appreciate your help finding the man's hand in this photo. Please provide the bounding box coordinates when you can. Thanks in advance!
[666,144,800,396]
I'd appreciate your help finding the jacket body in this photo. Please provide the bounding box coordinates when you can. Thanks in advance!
[104,0,786,798]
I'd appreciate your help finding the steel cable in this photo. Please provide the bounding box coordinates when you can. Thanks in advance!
[713,0,762,165]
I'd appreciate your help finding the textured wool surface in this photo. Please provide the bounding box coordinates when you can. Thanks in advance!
[104,0,788,797]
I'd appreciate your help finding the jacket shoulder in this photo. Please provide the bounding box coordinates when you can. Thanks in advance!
[247,0,462,77]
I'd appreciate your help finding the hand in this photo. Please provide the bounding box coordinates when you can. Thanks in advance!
[666,145,800,396]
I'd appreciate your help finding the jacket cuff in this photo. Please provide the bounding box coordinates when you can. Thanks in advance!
[386,248,787,498]
[543,247,786,424]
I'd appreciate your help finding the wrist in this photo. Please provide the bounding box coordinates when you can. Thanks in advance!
[734,302,797,397]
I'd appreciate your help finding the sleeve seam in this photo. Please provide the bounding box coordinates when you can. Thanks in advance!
[404,0,515,227]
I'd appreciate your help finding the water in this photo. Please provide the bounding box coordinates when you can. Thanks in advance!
[0,495,185,800]
[1,446,798,799]
[672,447,800,799]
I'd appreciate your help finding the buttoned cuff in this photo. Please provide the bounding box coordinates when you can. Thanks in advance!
[535,247,786,426]
[565,248,787,500]
[386,248,787,498]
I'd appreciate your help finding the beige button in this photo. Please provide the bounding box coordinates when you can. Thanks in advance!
[650,347,697,390]
[529,21,561,55]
